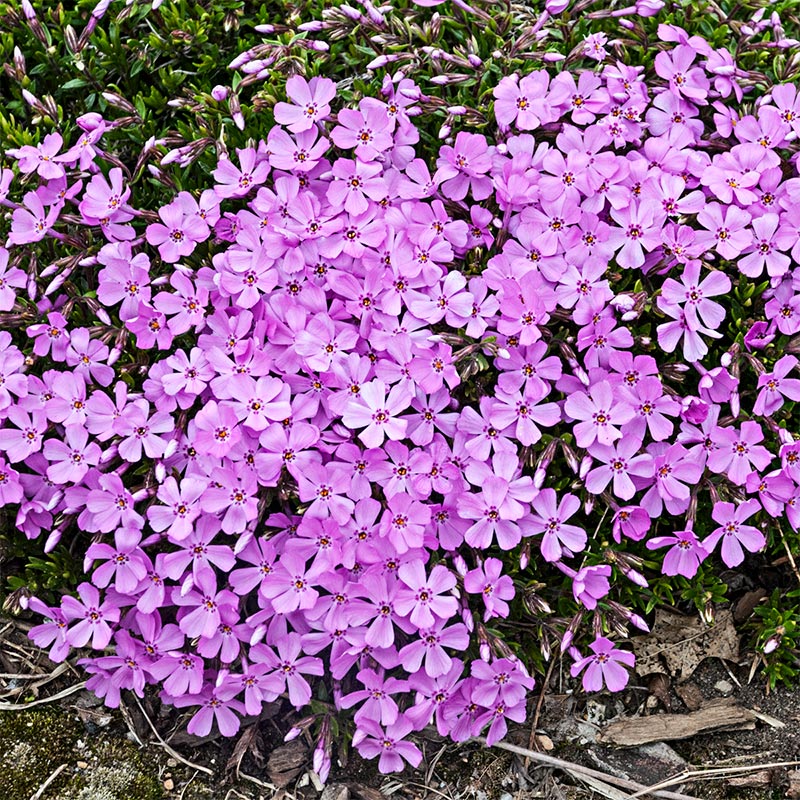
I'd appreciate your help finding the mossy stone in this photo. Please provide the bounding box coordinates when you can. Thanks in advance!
[0,706,164,800]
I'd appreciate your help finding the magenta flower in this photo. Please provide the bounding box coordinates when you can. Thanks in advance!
[145,193,210,263]
[754,356,800,416]
[61,582,121,650]
[704,500,765,567]
[527,489,587,562]
[585,439,654,501]
[464,558,515,620]
[84,527,149,594]
[564,380,635,448]
[355,715,423,774]
[708,421,772,486]
[171,682,245,738]
[43,425,101,484]
[569,564,612,610]
[493,72,550,130]
[570,637,635,692]
[647,527,709,578]
[342,379,412,447]
[7,190,60,246]
[274,75,336,132]
[251,633,324,708]
[173,569,239,640]
[339,668,409,726]
[7,132,65,179]
[0,247,27,311]
[394,562,458,629]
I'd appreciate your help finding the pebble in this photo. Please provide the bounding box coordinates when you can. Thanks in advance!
[163,778,175,791]
[714,679,734,695]
[77,761,88,769]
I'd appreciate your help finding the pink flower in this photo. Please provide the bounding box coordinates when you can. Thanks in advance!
[654,45,710,102]
[194,400,241,458]
[79,167,131,221]
[527,489,587,562]
[7,190,60,246]
[145,192,210,263]
[704,499,765,567]
[585,439,654,500]
[62,582,121,649]
[330,102,394,160]
[493,72,551,130]
[464,558,515,620]
[647,527,709,577]
[355,715,423,774]
[0,247,26,311]
[570,636,635,692]
[564,380,635,448]
[395,562,458,629]
[708,421,772,486]
[7,132,65,179]
[212,148,270,198]
[754,356,800,416]
[274,75,336,132]
[342,379,412,447]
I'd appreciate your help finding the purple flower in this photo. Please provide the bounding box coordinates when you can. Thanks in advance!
[570,636,635,692]
[145,192,209,263]
[564,380,635,448]
[61,582,121,649]
[647,527,709,578]
[355,715,423,774]
[527,489,587,562]
[171,681,246,737]
[339,668,409,726]
[342,379,412,447]
[274,75,336,132]
[394,562,458,629]
[464,558,515,620]
[703,499,765,567]
[84,527,149,594]
[708,421,772,486]
[754,356,800,416]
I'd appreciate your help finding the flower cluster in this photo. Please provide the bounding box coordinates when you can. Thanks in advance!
[1,0,798,778]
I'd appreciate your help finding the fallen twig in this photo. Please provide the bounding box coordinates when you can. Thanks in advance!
[484,738,701,800]
[629,759,800,798]
[29,762,68,800]
[0,680,86,711]
[133,695,214,776]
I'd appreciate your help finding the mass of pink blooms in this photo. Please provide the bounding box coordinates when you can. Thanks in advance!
[2,0,800,778]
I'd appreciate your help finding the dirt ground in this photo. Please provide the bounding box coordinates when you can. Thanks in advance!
[2,609,800,800]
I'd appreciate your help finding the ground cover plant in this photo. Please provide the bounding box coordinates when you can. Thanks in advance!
[1,0,800,781]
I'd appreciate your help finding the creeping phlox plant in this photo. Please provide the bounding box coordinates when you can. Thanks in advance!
[2,0,800,778]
